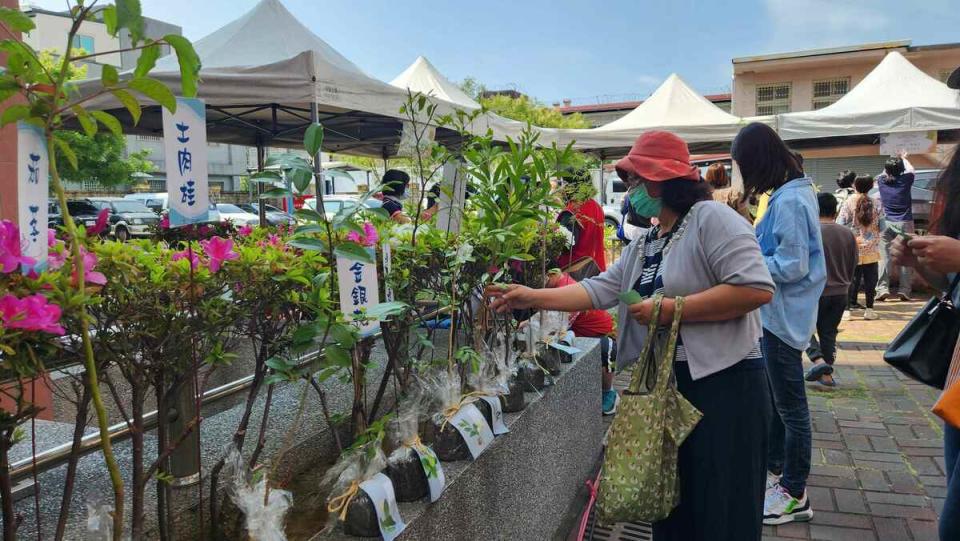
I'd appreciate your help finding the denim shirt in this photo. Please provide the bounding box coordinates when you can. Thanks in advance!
[755,177,827,350]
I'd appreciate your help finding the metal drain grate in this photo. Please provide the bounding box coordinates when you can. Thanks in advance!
[581,507,652,541]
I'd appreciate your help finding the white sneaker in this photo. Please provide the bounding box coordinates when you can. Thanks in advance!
[864,308,878,320]
[841,310,851,321]
[766,471,781,491]
[763,485,814,525]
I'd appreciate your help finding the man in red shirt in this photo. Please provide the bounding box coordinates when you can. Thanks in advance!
[556,169,607,272]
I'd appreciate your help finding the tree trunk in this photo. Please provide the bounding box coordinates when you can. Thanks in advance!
[130,384,145,541]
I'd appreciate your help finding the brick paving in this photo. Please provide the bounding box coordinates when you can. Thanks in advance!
[610,299,947,541]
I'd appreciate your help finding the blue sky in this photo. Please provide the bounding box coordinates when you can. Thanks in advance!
[27,0,960,104]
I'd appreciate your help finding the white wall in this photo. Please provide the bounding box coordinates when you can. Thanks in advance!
[23,12,122,67]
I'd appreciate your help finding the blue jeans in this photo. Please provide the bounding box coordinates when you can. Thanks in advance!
[762,329,812,497]
[943,423,960,540]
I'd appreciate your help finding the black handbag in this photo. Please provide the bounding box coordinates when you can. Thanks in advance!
[883,274,960,389]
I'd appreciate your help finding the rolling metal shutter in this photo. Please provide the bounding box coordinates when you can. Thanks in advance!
[803,156,889,190]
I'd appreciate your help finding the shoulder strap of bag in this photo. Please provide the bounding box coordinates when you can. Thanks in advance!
[627,295,663,394]
[944,273,960,302]
[654,296,685,394]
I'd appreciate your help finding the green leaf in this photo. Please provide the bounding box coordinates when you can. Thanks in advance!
[366,302,409,321]
[0,76,19,104]
[293,224,324,235]
[294,208,324,222]
[116,0,144,43]
[286,237,326,252]
[324,344,351,367]
[111,89,141,125]
[265,357,291,371]
[128,77,176,113]
[0,7,36,33]
[163,34,201,98]
[334,242,374,264]
[292,323,320,345]
[330,323,357,348]
[289,168,313,193]
[250,170,282,181]
[304,122,323,156]
[52,136,78,171]
[134,43,160,78]
[259,187,291,198]
[101,6,118,35]
[265,373,289,386]
[90,110,122,137]
[0,104,30,127]
[74,108,97,137]
[101,64,119,87]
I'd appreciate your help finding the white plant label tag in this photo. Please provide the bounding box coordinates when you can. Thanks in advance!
[450,403,494,459]
[17,122,48,273]
[359,472,406,541]
[479,395,509,435]
[411,444,446,502]
[549,342,582,356]
[162,97,210,226]
[336,248,381,337]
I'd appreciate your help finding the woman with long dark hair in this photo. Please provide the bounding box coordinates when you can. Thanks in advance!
[891,143,960,541]
[731,122,826,526]
[838,175,883,320]
[488,131,775,540]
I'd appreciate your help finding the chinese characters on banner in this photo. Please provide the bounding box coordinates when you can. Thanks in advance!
[162,97,209,226]
[17,123,48,272]
[336,248,381,337]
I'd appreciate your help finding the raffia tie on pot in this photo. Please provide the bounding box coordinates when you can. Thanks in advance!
[402,434,430,455]
[439,391,487,431]
[327,480,360,521]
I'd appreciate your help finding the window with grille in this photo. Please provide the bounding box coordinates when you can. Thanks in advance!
[756,83,791,115]
[72,35,94,53]
[812,78,850,109]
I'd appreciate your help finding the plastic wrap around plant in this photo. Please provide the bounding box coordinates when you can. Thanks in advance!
[387,398,428,464]
[468,336,511,396]
[85,500,114,540]
[322,440,388,526]
[537,310,569,344]
[222,444,293,541]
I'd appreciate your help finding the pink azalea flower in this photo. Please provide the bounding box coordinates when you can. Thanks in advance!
[0,293,65,335]
[237,225,253,237]
[48,248,67,270]
[200,236,239,273]
[267,234,282,248]
[86,209,110,236]
[70,248,106,285]
[159,215,170,229]
[0,220,36,273]
[346,222,379,247]
[198,225,213,237]
[172,248,200,270]
[47,230,58,248]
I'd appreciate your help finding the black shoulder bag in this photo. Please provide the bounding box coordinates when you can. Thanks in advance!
[883,274,960,389]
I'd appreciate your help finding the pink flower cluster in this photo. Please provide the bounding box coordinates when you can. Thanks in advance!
[200,236,239,273]
[0,293,64,335]
[346,222,379,247]
[47,242,106,286]
[0,220,36,273]
[85,209,110,236]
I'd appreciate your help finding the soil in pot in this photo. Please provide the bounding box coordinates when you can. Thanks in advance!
[501,377,526,413]
[431,420,471,462]
[538,348,562,376]
[519,363,546,391]
[386,448,429,502]
[472,397,495,431]
[343,490,381,538]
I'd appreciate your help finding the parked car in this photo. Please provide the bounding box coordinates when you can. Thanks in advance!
[237,203,296,226]
[123,192,221,223]
[869,168,941,233]
[48,199,101,230]
[85,197,161,241]
[214,203,260,226]
[304,195,383,220]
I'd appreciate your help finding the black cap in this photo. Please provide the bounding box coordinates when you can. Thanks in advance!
[948,66,960,90]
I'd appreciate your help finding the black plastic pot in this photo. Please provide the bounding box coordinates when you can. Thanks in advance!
[343,490,380,538]
[432,420,471,461]
[538,347,562,376]
[500,377,526,412]
[472,398,495,431]
[519,363,546,391]
[385,448,429,502]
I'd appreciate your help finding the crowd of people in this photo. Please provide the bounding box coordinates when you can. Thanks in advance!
[486,80,960,537]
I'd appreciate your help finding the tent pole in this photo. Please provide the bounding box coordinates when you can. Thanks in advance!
[310,102,326,196]
[256,134,267,227]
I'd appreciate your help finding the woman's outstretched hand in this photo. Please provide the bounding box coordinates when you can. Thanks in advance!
[485,284,537,313]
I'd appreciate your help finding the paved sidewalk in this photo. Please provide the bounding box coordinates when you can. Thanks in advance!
[604,300,947,541]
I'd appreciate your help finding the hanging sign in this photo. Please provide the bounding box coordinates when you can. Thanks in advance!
[162,97,210,226]
[358,473,406,541]
[879,131,937,156]
[18,122,48,272]
[450,403,494,459]
[478,395,509,435]
[336,248,381,337]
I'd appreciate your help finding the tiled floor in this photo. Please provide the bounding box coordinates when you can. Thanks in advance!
[596,300,947,541]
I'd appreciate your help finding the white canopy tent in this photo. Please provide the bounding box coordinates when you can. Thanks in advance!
[390,56,481,111]
[777,52,960,141]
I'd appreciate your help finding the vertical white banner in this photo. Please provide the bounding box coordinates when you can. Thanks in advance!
[17,123,48,272]
[382,243,394,303]
[436,160,465,234]
[336,248,381,337]
[162,97,209,226]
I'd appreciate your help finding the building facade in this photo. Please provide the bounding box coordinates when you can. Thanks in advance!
[21,5,249,194]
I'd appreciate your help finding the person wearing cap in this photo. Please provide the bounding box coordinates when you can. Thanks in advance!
[377,169,412,224]
[488,131,775,541]
[732,122,826,526]
[556,168,607,272]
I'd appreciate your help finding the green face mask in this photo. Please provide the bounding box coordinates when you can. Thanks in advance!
[628,185,662,218]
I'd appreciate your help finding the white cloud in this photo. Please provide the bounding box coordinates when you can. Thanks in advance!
[762,0,892,51]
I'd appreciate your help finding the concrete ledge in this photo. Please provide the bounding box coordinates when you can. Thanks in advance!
[317,337,603,541]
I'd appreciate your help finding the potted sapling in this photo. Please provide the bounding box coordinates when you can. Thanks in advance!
[223,444,293,541]
[423,372,494,462]
[466,342,512,436]
[384,401,445,503]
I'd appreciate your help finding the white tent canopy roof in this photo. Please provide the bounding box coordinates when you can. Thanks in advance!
[777,51,960,140]
[595,73,740,131]
[389,56,481,110]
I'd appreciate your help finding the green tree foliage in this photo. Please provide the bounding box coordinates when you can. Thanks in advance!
[478,93,591,129]
[54,130,153,186]
[37,48,87,80]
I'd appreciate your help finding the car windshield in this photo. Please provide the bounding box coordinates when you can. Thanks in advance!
[216,204,245,213]
[109,201,151,213]
[66,202,99,215]
[913,171,940,190]
[323,201,342,214]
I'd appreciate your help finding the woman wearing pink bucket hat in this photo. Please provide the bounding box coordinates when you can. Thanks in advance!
[490,131,775,541]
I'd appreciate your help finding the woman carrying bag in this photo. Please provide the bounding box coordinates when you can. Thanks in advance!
[487,131,775,541]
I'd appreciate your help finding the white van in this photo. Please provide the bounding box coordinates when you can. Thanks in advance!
[123,193,221,222]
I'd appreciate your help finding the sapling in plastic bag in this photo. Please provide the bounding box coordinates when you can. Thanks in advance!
[323,440,405,540]
[85,500,114,540]
[224,444,292,541]
[385,399,445,502]
[423,371,495,461]
[466,340,513,433]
